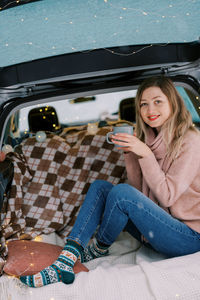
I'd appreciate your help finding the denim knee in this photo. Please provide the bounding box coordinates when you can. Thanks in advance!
[87,179,113,205]
[106,183,140,210]
[90,179,113,194]
[108,183,136,199]
[90,179,111,189]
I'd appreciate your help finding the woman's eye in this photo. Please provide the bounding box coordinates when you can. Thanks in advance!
[140,103,147,107]
[155,100,161,104]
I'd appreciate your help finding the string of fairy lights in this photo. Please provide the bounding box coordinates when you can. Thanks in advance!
[103,0,198,17]
[0,0,198,14]
[0,0,33,10]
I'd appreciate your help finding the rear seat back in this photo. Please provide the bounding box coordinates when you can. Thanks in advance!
[28,106,60,133]
[119,98,136,123]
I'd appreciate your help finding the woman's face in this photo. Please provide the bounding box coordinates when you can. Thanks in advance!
[140,86,171,132]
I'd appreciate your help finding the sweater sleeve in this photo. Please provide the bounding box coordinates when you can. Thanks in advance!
[138,133,200,208]
[124,152,142,191]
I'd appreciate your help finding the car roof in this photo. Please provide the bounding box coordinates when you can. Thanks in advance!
[0,0,200,67]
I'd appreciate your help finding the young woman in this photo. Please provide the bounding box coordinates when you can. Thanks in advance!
[21,76,200,287]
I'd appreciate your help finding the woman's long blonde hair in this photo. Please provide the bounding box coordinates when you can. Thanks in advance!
[135,76,198,159]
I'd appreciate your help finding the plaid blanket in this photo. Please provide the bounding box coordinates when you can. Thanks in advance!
[0,126,126,264]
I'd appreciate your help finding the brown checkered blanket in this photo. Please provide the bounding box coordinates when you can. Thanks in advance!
[0,126,126,262]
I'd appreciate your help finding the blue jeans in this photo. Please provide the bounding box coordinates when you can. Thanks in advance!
[68,180,200,257]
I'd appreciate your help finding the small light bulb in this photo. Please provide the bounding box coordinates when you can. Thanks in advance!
[34,235,42,242]
[36,131,46,143]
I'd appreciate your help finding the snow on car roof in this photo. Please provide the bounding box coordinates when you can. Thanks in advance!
[0,0,199,67]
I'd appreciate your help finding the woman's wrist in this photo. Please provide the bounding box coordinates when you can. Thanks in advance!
[141,148,152,158]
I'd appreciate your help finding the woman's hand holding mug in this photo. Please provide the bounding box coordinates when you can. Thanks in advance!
[106,125,133,147]
[106,125,152,158]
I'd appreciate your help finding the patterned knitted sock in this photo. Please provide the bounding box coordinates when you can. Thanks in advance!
[20,240,82,288]
[81,238,109,263]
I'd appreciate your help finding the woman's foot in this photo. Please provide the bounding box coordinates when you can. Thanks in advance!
[81,238,109,263]
[20,241,82,287]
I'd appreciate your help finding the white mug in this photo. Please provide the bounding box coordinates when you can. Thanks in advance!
[106,125,133,147]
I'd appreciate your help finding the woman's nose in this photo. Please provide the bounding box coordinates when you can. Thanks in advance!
[147,103,154,113]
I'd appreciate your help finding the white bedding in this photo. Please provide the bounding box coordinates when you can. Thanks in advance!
[0,232,200,300]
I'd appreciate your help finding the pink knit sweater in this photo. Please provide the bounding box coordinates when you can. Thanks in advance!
[124,128,200,234]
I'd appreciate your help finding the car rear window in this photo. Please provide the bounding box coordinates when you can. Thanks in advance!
[3,85,200,148]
